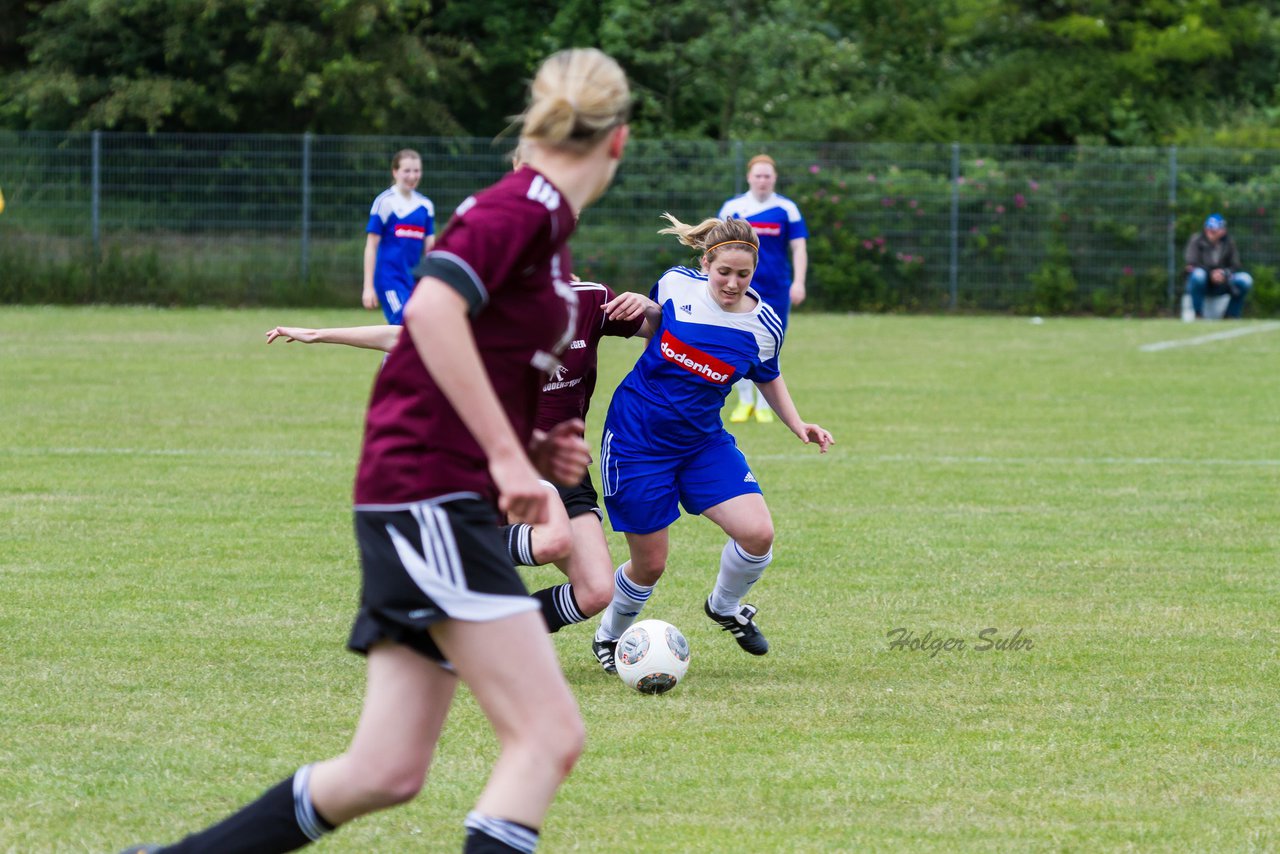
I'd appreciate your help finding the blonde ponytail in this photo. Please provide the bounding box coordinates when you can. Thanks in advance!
[658,213,759,265]
[520,49,631,151]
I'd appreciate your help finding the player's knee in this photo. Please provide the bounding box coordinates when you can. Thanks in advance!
[511,707,585,778]
[737,523,774,557]
[573,573,613,617]
[541,712,586,777]
[346,758,429,808]
[536,524,573,565]
[627,559,666,586]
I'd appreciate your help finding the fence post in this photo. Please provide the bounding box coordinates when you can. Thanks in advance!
[301,131,313,283]
[91,131,102,285]
[948,142,960,311]
[733,139,744,195]
[1167,145,1178,310]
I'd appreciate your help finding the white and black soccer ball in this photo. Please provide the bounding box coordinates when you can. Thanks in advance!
[615,619,690,694]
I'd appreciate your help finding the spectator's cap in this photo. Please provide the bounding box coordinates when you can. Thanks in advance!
[1205,214,1226,230]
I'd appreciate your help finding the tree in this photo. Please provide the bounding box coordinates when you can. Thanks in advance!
[598,0,867,141]
[2,0,1280,146]
[2,0,476,133]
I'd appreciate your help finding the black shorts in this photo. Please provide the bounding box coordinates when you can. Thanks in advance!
[556,470,604,520]
[349,496,539,662]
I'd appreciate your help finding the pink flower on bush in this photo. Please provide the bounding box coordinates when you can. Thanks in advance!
[1123,266,1134,276]
[874,236,886,246]
[867,174,877,182]
[862,240,874,250]
[995,205,1005,214]
[1028,180,1039,191]
[809,164,820,174]
[908,199,918,208]
[1014,193,1026,209]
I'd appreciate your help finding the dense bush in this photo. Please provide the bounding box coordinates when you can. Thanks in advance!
[3,135,1280,316]
[785,145,1280,316]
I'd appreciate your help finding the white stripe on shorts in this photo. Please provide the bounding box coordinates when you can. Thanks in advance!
[412,503,463,587]
[601,428,617,497]
[386,507,537,622]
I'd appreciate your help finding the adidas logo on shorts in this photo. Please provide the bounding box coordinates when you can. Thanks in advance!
[744,472,757,483]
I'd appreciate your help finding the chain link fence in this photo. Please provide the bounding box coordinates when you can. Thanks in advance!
[3,131,1279,314]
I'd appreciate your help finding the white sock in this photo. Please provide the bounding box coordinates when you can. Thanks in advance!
[754,393,773,414]
[597,563,654,641]
[734,378,755,406]
[709,539,772,615]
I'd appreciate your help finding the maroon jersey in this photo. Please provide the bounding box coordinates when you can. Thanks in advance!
[355,168,578,506]
[536,282,643,433]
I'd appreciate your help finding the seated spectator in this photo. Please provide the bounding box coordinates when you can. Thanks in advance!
[1184,213,1252,319]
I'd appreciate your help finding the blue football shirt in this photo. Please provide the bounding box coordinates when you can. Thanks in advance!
[717,192,807,314]
[604,266,784,455]
[367,187,435,295]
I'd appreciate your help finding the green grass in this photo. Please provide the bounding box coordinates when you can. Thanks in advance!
[2,307,1278,852]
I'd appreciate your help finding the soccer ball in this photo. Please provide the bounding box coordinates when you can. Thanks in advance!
[615,619,690,694]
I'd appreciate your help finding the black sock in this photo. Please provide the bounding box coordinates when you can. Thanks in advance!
[530,583,584,634]
[162,766,335,854]
[502,523,536,566]
[463,812,539,853]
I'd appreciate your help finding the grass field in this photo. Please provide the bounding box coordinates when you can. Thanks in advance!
[2,307,1278,853]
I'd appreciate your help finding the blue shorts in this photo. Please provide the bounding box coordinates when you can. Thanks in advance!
[600,428,762,535]
[379,281,413,325]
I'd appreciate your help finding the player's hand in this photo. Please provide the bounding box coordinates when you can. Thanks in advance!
[797,422,835,454]
[362,284,379,310]
[528,419,591,486]
[266,326,319,344]
[490,453,551,524]
[603,292,656,322]
[790,282,807,307]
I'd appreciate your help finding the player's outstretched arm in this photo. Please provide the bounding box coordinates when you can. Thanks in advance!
[756,376,835,453]
[603,291,661,338]
[266,325,401,352]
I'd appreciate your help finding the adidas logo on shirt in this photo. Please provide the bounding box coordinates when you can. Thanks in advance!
[680,304,692,314]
